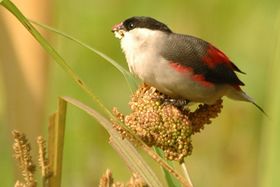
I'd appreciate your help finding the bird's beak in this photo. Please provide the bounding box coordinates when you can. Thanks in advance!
[112,22,125,32]
[112,22,126,39]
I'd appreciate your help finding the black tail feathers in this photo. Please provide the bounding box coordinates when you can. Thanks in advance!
[252,102,268,117]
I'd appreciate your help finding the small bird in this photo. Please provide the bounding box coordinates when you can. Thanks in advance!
[112,16,265,114]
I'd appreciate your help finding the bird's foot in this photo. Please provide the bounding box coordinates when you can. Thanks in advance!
[162,98,190,110]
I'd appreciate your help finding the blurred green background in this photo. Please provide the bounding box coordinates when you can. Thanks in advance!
[1,0,280,186]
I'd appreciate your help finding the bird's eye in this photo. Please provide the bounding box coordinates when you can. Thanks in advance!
[128,23,135,29]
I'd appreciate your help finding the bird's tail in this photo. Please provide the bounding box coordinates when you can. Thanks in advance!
[226,88,267,116]
[251,101,267,116]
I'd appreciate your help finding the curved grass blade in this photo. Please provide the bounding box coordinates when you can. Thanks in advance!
[0,0,112,118]
[63,96,192,187]
[30,20,138,93]
[62,96,163,187]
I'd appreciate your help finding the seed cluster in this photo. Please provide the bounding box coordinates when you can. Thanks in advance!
[188,99,223,134]
[12,130,36,187]
[113,84,223,162]
[99,169,147,187]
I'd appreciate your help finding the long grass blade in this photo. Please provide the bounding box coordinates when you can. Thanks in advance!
[62,96,163,187]
[29,20,138,92]
[62,96,192,187]
[0,0,112,118]
[110,137,163,187]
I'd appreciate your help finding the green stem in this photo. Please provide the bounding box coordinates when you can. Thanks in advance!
[154,147,181,187]
[181,161,193,187]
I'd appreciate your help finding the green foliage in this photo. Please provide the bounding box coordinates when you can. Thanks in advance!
[1,0,279,186]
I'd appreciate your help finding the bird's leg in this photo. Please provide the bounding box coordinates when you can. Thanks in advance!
[162,98,190,109]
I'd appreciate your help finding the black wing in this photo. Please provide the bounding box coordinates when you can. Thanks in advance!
[161,33,244,86]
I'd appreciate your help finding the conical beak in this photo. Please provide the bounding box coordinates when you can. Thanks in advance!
[112,22,126,39]
[111,22,125,32]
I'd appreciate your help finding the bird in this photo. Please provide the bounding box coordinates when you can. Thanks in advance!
[112,16,265,114]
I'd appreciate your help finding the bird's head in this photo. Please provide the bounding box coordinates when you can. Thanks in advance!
[112,16,172,39]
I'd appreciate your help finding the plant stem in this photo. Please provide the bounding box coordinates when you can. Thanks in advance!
[48,98,67,187]
[181,161,193,187]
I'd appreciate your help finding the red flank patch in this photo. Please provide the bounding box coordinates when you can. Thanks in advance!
[170,62,192,73]
[192,74,214,88]
[170,62,214,88]
[203,44,231,68]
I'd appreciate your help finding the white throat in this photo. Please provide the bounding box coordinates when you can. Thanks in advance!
[120,28,167,73]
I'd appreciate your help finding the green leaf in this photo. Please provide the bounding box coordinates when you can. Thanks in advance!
[29,20,138,93]
[62,96,163,187]
[154,147,181,187]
